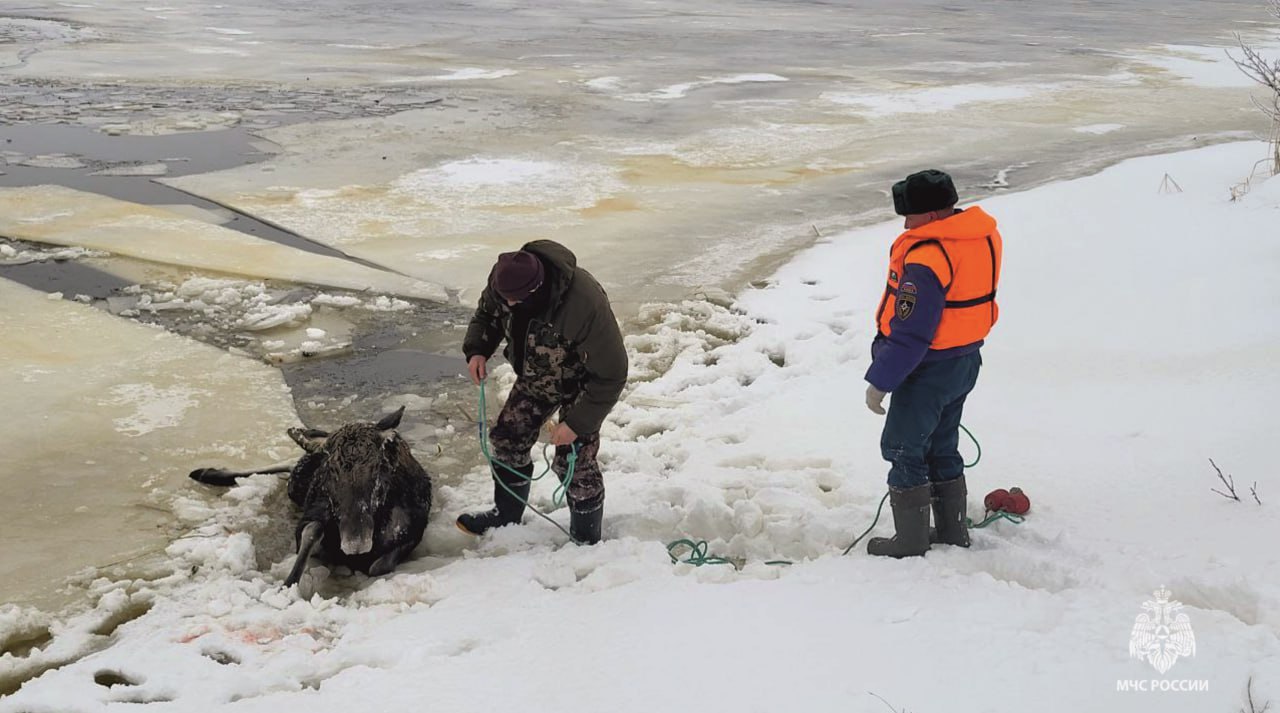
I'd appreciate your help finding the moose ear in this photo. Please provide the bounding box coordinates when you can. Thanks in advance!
[288,427,330,453]
[375,405,406,432]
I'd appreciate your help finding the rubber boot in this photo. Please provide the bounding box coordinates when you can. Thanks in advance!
[456,463,533,536]
[929,475,971,547]
[568,493,604,545]
[866,484,932,558]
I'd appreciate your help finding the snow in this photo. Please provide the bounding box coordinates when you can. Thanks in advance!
[103,383,210,438]
[1249,172,1280,206]
[820,82,1048,117]
[384,68,519,84]
[2,141,1276,710]
[1075,123,1127,135]
[0,186,448,301]
[614,74,790,102]
[1136,43,1275,89]
[0,241,106,266]
[393,158,624,210]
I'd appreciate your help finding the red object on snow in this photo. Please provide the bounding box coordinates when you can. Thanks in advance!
[983,487,1030,515]
[1005,487,1030,515]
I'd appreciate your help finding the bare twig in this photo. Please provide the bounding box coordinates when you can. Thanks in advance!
[1232,40,1280,103]
[1242,675,1273,713]
[812,224,823,238]
[1230,25,1280,177]
[868,692,909,713]
[1252,482,1263,506]
[1211,458,1242,502]
[1229,157,1280,201]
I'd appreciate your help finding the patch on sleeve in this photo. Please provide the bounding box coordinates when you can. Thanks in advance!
[896,281,918,320]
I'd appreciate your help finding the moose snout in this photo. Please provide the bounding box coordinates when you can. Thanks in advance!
[339,517,376,555]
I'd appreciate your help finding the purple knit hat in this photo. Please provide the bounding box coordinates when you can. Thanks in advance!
[490,251,545,301]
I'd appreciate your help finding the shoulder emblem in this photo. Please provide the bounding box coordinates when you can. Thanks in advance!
[896,282,917,320]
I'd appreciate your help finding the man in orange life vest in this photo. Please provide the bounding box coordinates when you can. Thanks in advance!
[864,169,1002,558]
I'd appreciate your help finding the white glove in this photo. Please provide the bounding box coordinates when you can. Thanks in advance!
[865,384,887,415]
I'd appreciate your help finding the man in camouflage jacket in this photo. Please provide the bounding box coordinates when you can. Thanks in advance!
[456,240,628,544]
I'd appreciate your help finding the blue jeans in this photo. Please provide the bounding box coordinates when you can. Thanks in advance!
[881,351,982,489]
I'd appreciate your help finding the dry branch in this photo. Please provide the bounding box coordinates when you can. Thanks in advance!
[1242,675,1273,713]
[1211,458,1242,502]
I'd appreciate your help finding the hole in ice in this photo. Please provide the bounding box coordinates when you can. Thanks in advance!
[94,670,143,688]
[114,691,173,704]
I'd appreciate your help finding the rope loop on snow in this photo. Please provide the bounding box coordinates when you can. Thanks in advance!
[666,539,733,566]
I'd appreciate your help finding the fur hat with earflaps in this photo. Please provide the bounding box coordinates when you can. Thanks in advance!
[892,169,959,216]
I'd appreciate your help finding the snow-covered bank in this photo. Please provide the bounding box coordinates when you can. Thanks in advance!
[3,141,1278,711]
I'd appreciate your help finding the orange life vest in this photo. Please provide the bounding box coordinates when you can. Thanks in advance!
[875,207,1002,350]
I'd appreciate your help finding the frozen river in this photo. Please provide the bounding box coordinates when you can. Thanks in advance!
[0,0,1274,620]
[5,0,1272,303]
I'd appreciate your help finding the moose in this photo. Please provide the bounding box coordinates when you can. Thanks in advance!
[189,407,432,587]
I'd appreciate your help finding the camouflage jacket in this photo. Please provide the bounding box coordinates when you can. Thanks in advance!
[463,240,628,436]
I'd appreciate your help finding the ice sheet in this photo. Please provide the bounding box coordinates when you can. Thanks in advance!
[0,186,447,301]
[0,277,300,609]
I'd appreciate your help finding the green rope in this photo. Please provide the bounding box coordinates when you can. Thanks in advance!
[968,511,1025,528]
[842,491,892,556]
[672,424,1000,566]
[664,538,797,567]
[838,423,1020,555]
[475,377,1005,563]
[667,539,734,566]
[665,539,797,567]
[475,380,579,541]
[958,425,1026,528]
[960,423,981,468]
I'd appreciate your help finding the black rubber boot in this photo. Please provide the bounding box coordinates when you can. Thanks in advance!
[867,484,932,558]
[456,463,533,536]
[568,494,604,545]
[929,475,971,547]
